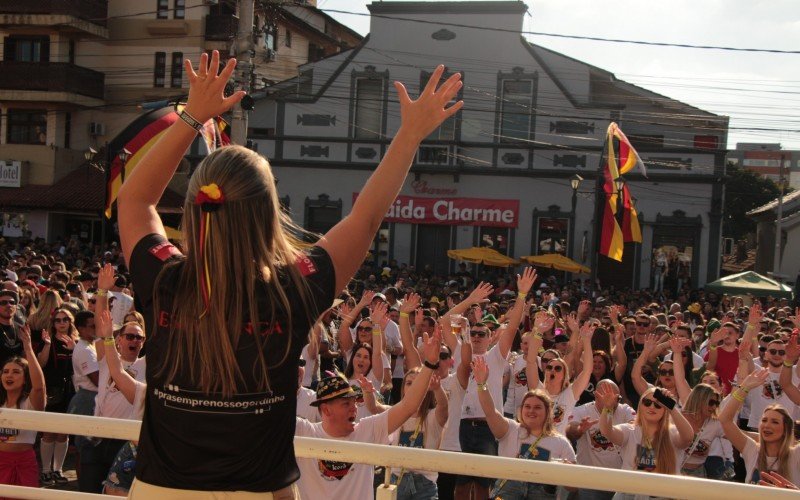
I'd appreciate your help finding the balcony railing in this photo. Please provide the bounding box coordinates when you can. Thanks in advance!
[0,0,108,26]
[0,62,105,100]
[205,13,238,41]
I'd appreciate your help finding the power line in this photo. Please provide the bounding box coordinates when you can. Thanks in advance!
[321,8,800,55]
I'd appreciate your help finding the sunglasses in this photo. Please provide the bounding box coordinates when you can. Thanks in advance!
[54,317,71,323]
[658,369,674,377]
[28,275,39,280]
[0,300,16,306]
[545,364,564,372]
[470,331,488,338]
[708,399,720,407]
[123,333,146,342]
[636,322,649,327]
[641,398,663,410]
[768,349,786,356]
[439,352,451,361]
[356,326,372,332]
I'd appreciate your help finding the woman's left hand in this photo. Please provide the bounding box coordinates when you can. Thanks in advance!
[184,51,246,124]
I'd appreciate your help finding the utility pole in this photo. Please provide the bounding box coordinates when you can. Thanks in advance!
[231,0,255,144]
[773,152,787,276]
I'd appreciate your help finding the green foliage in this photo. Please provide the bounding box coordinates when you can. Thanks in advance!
[724,162,784,240]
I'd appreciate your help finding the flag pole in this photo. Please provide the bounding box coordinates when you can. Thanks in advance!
[589,132,608,296]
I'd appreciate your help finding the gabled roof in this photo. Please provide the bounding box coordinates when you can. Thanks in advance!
[747,189,800,217]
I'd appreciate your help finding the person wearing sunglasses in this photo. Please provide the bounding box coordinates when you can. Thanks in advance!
[526,321,594,435]
[620,314,654,406]
[454,268,536,500]
[720,368,800,486]
[473,355,575,499]
[37,307,78,486]
[738,337,797,432]
[596,384,693,482]
[0,290,24,363]
[678,381,727,478]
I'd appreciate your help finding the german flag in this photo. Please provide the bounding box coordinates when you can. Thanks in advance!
[104,106,228,218]
[599,123,643,262]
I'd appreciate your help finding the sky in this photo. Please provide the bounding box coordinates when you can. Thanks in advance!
[318,0,800,150]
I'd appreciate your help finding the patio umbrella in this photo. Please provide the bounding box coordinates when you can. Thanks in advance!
[447,247,519,267]
[520,253,591,274]
[705,271,794,299]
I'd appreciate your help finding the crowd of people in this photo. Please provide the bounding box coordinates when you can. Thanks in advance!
[1,238,800,498]
[1,53,799,500]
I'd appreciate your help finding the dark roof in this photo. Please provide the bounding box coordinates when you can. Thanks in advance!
[0,166,184,213]
[368,1,528,14]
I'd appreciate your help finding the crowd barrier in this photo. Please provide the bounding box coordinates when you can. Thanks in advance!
[0,408,796,500]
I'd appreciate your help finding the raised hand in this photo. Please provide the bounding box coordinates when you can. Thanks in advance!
[786,331,800,363]
[738,339,753,360]
[429,374,442,392]
[748,303,764,326]
[18,325,32,348]
[668,336,690,355]
[467,282,494,304]
[400,293,420,314]
[97,263,115,291]
[740,368,770,391]
[472,355,489,384]
[643,333,658,354]
[370,301,388,327]
[422,325,443,366]
[56,332,75,351]
[358,290,375,307]
[516,267,537,295]
[394,65,464,144]
[40,329,51,345]
[96,309,114,339]
[594,382,617,410]
[565,312,580,335]
[184,51,245,124]
[338,302,353,320]
[356,374,376,395]
[534,311,555,333]
[577,300,591,319]
[580,321,596,345]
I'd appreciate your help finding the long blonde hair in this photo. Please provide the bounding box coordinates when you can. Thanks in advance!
[27,290,62,332]
[635,387,677,474]
[154,146,319,397]
[682,383,719,419]
[758,404,795,479]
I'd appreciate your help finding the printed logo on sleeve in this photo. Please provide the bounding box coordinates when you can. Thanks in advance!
[318,460,354,481]
[296,255,318,277]
[149,242,181,262]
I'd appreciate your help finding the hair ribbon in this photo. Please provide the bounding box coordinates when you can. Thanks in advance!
[194,183,225,316]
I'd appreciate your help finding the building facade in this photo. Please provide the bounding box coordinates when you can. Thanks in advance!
[252,0,729,289]
[0,0,360,243]
[727,143,800,189]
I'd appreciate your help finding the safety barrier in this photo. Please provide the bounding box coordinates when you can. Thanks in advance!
[0,408,796,500]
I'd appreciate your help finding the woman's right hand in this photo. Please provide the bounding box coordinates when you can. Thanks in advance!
[394,65,463,143]
[741,368,770,391]
[96,310,114,339]
[400,293,420,314]
[183,51,246,124]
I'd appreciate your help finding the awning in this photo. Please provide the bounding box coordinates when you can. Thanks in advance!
[520,253,590,274]
[704,271,794,299]
[446,247,519,267]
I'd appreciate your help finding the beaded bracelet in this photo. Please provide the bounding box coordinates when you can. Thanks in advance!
[103,337,115,346]
[400,312,409,318]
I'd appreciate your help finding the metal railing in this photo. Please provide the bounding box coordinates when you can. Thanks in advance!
[0,408,795,500]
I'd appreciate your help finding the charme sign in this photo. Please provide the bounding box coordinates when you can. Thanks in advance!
[353,193,519,228]
[0,161,21,188]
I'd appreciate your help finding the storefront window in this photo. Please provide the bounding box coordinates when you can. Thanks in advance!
[479,226,510,255]
[651,233,694,295]
[7,109,47,144]
[536,217,568,255]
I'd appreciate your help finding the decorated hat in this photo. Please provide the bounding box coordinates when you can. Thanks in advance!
[310,374,357,407]
[481,314,501,327]
[687,303,702,315]
[705,319,722,337]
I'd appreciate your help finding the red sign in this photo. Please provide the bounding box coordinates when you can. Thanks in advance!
[353,194,519,228]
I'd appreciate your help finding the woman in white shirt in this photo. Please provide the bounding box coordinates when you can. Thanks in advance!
[525,320,594,434]
[0,324,46,490]
[719,368,800,485]
[596,384,693,499]
[473,356,575,499]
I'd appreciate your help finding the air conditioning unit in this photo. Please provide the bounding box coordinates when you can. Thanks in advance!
[88,122,106,136]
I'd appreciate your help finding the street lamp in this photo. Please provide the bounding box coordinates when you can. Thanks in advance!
[614,176,626,194]
[84,147,97,162]
[118,148,132,164]
[569,174,583,262]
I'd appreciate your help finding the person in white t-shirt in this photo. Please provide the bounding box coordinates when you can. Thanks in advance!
[68,311,99,416]
[295,329,444,500]
[743,338,797,430]
[526,317,594,434]
[338,293,393,391]
[454,268,536,500]
[596,384,693,491]
[503,332,533,418]
[720,367,800,485]
[473,356,576,499]
[566,380,635,500]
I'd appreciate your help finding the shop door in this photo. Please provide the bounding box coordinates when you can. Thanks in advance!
[416,224,451,275]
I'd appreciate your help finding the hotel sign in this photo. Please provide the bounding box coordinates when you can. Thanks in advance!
[0,161,21,188]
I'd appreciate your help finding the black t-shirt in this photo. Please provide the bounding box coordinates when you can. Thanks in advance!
[130,233,335,492]
[0,323,23,364]
[623,337,645,405]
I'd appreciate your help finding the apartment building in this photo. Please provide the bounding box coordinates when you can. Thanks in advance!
[0,0,360,243]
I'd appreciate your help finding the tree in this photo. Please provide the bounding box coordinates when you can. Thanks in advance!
[723,162,784,241]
